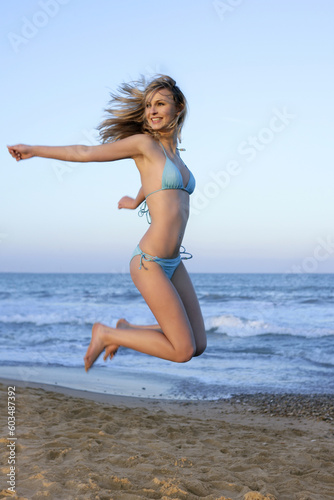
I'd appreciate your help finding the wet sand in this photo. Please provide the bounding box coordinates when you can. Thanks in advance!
[0,379,333,500]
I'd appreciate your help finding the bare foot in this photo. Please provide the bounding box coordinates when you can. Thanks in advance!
[116,318,132,329]
[101,320,129,361]
[84,323,108,372]
[103,344,119,362]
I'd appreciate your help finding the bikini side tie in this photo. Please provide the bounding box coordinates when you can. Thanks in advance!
[179,246,193,260]
[138,200,152,224]
[138,251,158,270]
[138,246,192,271]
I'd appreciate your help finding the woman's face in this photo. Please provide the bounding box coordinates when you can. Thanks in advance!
[145,88,179,132]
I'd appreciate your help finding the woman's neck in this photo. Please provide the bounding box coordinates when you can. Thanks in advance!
[158,131,178,154]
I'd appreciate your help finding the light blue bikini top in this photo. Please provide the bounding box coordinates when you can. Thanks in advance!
[138,142,196,223]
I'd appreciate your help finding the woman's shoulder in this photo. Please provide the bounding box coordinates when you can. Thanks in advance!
[131,133,157,147]
[128,133,160,156]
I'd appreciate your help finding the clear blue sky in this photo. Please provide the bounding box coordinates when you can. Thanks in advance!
[1,0,333,273]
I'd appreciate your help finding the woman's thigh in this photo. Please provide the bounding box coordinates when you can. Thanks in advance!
[171,262,207,356]
[130,256,196,357]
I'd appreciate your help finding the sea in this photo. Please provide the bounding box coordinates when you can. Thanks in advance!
[0,272,333,400]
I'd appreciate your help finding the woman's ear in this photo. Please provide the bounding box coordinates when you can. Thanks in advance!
[176,102,185,116]
[176,105,183,116]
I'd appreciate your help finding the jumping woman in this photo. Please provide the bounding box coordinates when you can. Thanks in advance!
[7,75,207,371]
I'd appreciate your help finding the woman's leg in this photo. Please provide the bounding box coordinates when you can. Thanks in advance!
[116,318,162,331]
[171,261,207,356]
[84,256,197,371]
[114,263,207,355]
[103,319,162,360]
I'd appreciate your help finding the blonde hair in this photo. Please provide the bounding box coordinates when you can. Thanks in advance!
[97,75,187,143]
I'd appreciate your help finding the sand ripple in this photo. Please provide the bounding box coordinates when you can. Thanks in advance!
[0,383,333,499]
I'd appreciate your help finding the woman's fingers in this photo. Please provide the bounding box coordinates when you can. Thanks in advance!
[7,144,34,161]
[7,146,21,161]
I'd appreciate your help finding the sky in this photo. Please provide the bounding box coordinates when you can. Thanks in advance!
[1,0,333,273]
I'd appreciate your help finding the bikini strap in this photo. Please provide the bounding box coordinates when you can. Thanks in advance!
[160,141,186,168]
[159,141,168,158]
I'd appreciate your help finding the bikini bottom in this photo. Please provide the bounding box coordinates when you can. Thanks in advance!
[131,244,192,280]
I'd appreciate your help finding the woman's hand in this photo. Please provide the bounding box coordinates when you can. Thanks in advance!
[118,196,137,210]
[7,144,34,161]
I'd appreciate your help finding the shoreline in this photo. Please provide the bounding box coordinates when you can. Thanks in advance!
[2,362,334,403]
[1,376,334,421]
[1,380,333,499]
[0,365,179,400]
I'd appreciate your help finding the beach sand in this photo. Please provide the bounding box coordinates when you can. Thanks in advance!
[1,380,333,500]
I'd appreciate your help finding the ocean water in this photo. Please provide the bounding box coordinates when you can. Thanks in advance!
[0,272,333,400]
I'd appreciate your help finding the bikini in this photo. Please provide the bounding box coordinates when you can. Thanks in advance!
[131,142,195,279]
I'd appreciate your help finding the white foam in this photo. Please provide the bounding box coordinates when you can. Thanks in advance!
[205,314,334,338]
[206,314,275,337]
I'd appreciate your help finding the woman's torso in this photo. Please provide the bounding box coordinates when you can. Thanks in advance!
[135,138,195,258]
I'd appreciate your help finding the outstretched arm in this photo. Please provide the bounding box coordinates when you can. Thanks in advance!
[7,134,150,163]
[7,144,91,162]
[118,186,145,210]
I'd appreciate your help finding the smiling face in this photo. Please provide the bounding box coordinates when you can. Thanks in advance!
[145,88,180,133]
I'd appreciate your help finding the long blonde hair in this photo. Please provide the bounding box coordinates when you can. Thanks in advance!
[97,75,187,143]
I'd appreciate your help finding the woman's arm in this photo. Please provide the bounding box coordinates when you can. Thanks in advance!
[7,144,91,162]
[118,186,145,210]
[7,134,151,163]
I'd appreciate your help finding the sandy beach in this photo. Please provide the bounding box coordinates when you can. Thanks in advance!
[1,380,333,500]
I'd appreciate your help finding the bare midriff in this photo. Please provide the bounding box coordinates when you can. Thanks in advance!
[139,189,190,258]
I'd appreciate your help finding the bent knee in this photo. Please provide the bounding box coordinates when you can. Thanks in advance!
[174,345,196,363]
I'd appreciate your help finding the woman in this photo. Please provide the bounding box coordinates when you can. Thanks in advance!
[7,75,207,371]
